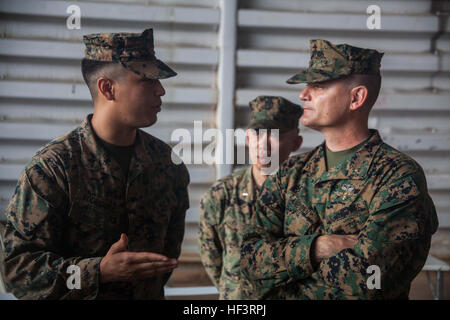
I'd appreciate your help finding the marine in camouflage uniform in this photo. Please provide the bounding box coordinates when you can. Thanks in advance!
[199,96,303,299]
[0,29,189,299]
[240,39,439,299]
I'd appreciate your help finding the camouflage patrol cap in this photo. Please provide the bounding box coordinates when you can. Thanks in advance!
[83,28,176,79]
[247,96,303,133]
[287,39,384,84]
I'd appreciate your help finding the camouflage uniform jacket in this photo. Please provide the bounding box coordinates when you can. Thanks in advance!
[241,130,438,299]
[0,115,190,299]
[199,166,259,299]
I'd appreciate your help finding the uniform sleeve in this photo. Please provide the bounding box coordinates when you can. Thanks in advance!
[161,163,190,288]
[198,186,223,288]
[164,163,190,260]
[0,163,103,300]
[316,173,439,299]
[240,172,320,296]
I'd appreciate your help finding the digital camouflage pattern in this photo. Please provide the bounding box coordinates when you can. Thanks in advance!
[241,130,438,299]
[0,115,190,299]
[199,167,260,300]
[199,95,302,299]
[83,28,177,79]
[247,96,303,134]
[287,39,384,84]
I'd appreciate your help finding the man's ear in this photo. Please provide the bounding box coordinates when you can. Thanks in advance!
[293,135,303,152]
[97,77,115,101]
[350,85,368,111]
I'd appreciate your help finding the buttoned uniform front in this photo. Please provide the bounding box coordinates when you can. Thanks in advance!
[1,115,190,299]
[240,130,438,299]
[199,167,259,299]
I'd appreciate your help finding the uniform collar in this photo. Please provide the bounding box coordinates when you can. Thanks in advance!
[78,114,155,182]
[303,129,384,182]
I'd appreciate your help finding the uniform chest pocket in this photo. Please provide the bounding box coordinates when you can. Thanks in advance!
[68,193,121,232]
[325,181,369,234]
[139,191,174,246]
[284,190,321,236]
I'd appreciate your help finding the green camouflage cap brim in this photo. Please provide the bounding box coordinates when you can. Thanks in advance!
[287,69,350,84]
[287,39,383,84]
[83,28,176,79]
[247,96,303,133]
[124,59,176,80]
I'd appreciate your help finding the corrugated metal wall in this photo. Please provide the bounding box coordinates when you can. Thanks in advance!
[0,0,449,288]
[0,0,220,255]
[235,0,450,260]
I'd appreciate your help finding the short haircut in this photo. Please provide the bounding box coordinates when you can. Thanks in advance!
[342,74,382,110]
[81,59,125,100]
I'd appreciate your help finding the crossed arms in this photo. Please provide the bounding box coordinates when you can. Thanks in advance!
[240,168,438,299]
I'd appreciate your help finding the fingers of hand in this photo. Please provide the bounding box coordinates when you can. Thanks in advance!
[135,268,176,279]
[340,238,357,249]
[133,262,177,274]
[325,237,353,252]
[314,234,358,260]
[130,264,177,280]
[344,234,359,245]
[123,252,171,264]
[108,236,128,254]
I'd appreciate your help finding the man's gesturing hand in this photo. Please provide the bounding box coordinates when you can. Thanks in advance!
[99,233,178,283]
[311,234,358,266]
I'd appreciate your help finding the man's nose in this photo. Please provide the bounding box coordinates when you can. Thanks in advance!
[299,86,309,101]
[156,80,165,96]
[258,133,271,155]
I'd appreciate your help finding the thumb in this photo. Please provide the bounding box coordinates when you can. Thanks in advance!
[108,233,128,254]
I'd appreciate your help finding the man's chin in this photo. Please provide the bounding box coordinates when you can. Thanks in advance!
[256,162,272,169]
[136,116,157,128]
[300,118,319,130]
[300,117,312,127]
[259,165,280,176]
